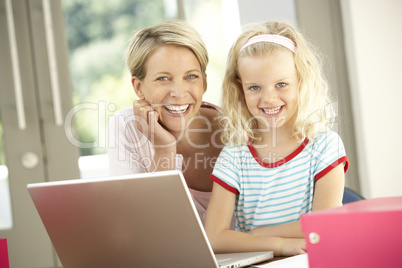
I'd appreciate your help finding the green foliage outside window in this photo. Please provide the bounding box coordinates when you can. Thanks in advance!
[63,0,170,156]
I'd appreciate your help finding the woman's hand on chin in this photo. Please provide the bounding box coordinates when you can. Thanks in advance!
[133,100,176,148]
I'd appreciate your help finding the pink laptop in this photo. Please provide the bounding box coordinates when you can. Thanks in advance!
[301,196,402,268]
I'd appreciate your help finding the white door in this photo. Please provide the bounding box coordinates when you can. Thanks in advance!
[0,0,80,267]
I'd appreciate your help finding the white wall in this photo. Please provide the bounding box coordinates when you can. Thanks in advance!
[237,0,297,26]
[341,0,402,198]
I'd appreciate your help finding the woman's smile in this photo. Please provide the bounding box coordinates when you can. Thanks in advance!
[162,104,192,116]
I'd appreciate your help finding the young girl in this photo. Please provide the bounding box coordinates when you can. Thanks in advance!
[205,21,349,256]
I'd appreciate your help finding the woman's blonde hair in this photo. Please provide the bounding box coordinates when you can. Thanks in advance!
[221,21,335,145]
[125,20,208,83]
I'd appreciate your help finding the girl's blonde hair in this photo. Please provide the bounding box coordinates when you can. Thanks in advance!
[125,20,208,84]
[221,21,335,145]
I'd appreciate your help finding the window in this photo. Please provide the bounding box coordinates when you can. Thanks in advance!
[62,0,173,178]
[62,0,232,178]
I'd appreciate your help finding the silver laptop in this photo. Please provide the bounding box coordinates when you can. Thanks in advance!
[27,170,273,268]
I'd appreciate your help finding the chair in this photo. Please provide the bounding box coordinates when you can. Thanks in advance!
[342,187,365,204]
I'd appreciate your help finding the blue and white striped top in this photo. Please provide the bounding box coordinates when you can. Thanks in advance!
[211,131,349,232]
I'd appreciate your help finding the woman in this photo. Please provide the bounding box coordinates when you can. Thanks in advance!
[108,20,229,226]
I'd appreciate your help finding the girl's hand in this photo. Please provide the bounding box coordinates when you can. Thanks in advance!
[133,100,176,148]
[279,238,306,256]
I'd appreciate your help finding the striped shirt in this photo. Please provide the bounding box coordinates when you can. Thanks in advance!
[211,131,349,232]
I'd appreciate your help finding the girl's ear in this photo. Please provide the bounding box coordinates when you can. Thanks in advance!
[236,78,243,90]
[132,76,145,100]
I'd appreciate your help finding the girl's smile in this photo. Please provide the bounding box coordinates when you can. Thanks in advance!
[261,105,283,116]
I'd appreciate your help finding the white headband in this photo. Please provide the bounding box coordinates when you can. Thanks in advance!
[239,34,296,53]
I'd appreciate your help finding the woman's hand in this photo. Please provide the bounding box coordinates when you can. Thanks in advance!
[133,100,177,171]
[133,100,176,148]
